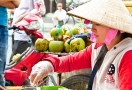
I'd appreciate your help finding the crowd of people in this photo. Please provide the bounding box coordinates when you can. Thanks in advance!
[1,0,132,90]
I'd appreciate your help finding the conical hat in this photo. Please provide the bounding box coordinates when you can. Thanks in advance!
[67,0,132,34]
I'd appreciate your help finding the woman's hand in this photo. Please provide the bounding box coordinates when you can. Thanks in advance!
[29,61,54,85]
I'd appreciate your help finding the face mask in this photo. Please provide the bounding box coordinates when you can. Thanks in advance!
[84,19,124,45]
[104,29,118,45]
[90,29,119,45]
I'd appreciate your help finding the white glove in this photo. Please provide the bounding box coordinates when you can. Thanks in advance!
[29,61,54,85]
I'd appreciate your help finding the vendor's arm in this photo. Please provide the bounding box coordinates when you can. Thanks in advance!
[119,50,132,90]
[43,44,93,73]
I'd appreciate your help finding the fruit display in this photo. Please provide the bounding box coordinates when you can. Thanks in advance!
[65,26,79,37]
[50,27,64,41]
[34,24,93,53]
[49,41,64,52]
[35,38,49,52]
[70,38,85,52]
[64,39,70,53]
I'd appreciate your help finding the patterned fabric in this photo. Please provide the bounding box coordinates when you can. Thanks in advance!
[105,64,115,83]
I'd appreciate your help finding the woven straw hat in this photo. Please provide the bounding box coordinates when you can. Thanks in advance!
[67,0,132,34]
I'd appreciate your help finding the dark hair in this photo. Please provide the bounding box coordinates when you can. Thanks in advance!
[57,2,63,6]
[122,32,132,39]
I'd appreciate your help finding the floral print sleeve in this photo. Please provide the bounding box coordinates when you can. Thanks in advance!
[30,0,46,16]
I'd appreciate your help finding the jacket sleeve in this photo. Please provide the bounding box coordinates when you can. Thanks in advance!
[119,50,132,90]
[42,45,92,73]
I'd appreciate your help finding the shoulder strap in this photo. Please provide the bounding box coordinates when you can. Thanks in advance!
[88,44,108,90]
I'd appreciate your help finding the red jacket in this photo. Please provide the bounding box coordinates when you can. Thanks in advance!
[42,43,132,90]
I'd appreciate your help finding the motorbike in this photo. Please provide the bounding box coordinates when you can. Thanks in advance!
[5,14,48,86]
